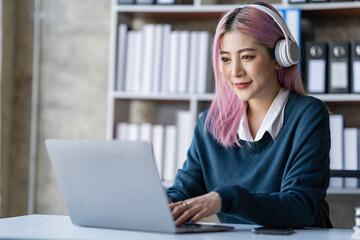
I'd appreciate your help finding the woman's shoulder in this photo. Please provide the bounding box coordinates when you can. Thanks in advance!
[287,91,327,113]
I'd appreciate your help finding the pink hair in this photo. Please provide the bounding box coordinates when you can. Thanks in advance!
[204,2,306,148]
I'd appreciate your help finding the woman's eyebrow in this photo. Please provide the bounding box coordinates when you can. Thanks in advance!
[220,48,257,54]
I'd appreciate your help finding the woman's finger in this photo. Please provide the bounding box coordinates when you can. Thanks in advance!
[189,209,208,223]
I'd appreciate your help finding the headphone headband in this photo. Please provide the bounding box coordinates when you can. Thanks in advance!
[245,4,296,44]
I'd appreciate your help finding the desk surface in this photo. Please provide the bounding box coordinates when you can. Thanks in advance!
[0,214,354,240]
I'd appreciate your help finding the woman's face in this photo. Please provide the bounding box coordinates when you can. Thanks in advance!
[219,31,280,103]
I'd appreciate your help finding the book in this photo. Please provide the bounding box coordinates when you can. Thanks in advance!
[127,123,140,141]
[188,31,199,93]
[133,31,144,93]
[141,24,156,93]
[152,124,165,179]
[116,122,128,140]
[115,24,128,91]
[178,31,190,93]
[163,125,177,181]
[176,110,193,171]
[152,24,165,93]
[344,128,359,188]
[160,25,172,93]
[197,31,210,93]
[139,123,153,143]
[124,31,137,92]
[168,31,180,93]
[329,115,344,188]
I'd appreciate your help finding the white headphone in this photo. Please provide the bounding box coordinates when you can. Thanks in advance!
[242,4,300,68]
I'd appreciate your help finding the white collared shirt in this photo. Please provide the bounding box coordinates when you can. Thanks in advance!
[238,87,290,142]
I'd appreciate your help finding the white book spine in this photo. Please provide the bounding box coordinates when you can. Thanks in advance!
[178,31,190,93]
[344,128,359,188]
[125,31,137,92]
[188,31,199,93]
[176,110,193,171]
[329,115,344,188]
[133,31,143,93]
[160,25,171,93]
[152,124,165,179]
[152,24,164,93]
[127,123,140,141]
[115,24,128,91]
[116,122,128,140]
[168,31,179,93]
[197,31,209,93]
[163,125,177,182]
[140,123,153,143]
[141,24,156,94]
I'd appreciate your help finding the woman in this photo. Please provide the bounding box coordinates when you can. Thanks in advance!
[167,2,332,228]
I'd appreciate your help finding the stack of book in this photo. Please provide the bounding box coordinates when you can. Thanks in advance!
[329,114,360,189]
[115,110,193,182]
[116,23,213,94]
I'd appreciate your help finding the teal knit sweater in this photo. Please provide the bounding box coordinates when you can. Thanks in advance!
[167,92,332,228]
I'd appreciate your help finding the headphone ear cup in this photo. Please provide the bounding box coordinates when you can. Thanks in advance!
[275,39,292,68]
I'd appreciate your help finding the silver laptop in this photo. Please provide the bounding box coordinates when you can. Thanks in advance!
[45,139,234,234]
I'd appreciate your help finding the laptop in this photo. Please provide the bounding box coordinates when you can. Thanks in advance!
[45,139,234,234]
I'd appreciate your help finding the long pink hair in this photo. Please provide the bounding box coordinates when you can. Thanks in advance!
[204,2,306,148]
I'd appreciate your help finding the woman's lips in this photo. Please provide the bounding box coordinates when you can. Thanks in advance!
[234,81,252,89]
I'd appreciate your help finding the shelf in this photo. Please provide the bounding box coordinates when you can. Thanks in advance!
[113,4,284,20]
[311,94,360,102]
[112,92,360,103]
[112,91,215,101]
[288,2,360,10]
[114,4,284,13]
[327,188,360,195]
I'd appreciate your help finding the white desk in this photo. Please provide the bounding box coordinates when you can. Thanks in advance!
[0,214,354,240]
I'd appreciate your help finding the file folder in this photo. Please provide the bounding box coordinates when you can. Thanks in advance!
[351,41,360,93]
[305,42,327,93]
[328,42,350,93]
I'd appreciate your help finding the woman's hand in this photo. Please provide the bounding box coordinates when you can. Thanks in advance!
[168,192,222,226]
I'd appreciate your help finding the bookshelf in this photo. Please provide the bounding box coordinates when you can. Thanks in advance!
[107,0,360,195]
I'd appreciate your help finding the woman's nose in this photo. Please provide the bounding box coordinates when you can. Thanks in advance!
[231,61,245,78]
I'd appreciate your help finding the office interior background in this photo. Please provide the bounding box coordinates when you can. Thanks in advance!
[1,0,360,229]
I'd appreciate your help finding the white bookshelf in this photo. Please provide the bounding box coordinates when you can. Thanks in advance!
[107,0,360,196]
[288,2,360,10]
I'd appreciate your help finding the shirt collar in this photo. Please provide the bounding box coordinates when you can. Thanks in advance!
[238,87,290,142]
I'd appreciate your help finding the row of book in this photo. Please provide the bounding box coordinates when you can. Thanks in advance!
[116,23,212,94]
[305,41,360,94]
[329,115,360,189]
[118,0,185,4]
[115,111,193,181]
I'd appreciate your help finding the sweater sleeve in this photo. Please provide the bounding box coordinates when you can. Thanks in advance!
[214,99,331,228]
[166,123,208,203]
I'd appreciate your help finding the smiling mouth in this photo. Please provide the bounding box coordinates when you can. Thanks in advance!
[234,81,252,89]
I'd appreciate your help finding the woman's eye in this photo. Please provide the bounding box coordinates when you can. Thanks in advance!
[221,57,230,62]
[242,55,254,60]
